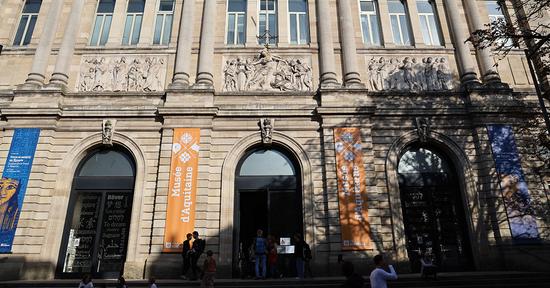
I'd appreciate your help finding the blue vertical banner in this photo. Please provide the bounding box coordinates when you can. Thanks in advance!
[0,128,40,253]
[487,125,539,240]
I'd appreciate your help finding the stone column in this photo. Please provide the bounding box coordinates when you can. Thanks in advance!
[246,0,259,46]
[22,0,64,87]
[138,0,158,45]
[49,0,86,87]
[337,0,363,87]
[277,0,289,46]
[194,0,216,88]
[462,0,501,83]
[443,0,478,84]
[316,0,339,87]
[171,0,196,87]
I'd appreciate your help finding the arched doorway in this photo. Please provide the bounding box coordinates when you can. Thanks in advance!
[398,145,473,272]
[56,147,136,279]
[233,147,302,276]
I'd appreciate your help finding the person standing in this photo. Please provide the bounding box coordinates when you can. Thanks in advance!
[78,275,93,288]
[293,233,305,279]
[253,229,267,279]
[267,235,279,278]
[190,231,205,280]
[369,254,398,288]
[201,250,217,288]
[181,233,193,279]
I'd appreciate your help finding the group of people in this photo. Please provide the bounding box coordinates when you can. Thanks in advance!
[180,231,217,288]
[240,229,313,280]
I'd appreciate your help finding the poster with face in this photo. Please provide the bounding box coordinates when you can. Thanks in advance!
[0,178,20,232]
[487,125,539,240]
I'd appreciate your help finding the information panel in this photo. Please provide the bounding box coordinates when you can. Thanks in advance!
[0,128,40,253]
[487,125,539,240]
[163,128,200,252]
[334,128,371,250]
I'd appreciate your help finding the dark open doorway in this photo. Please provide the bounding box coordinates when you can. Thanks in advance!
[56,147,136,279]
[398,145,473,272]
[233,147,302,277]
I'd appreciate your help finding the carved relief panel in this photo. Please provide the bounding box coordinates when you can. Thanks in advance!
[77,55,167,92]
[366,56,457,92]
[222,48,313,92]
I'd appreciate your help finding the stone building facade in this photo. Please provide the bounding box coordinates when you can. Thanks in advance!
[0,0,549,280]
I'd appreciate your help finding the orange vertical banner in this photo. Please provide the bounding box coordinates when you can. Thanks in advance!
[334,128,371,250]
[163,128,201,252]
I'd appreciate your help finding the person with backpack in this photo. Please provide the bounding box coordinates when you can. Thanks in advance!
[190,231,205,280]
[253,229,267,279]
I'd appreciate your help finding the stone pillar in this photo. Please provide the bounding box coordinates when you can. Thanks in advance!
[246,0,259,46]
[138,0,158,45]
[316,0,339,88]
[106,0,127,46]
[49,0,86,87]
[277,0,289,46]
[337,0,363,87]
[194,0,216,88]
[462,0,501,83]
[22,0,64,87]
[171,0,196,87]
[443,0,478,84]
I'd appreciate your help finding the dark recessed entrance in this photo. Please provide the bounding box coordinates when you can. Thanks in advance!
[398,146,473,272]
[57,147,136,279]
[233,147,303,276]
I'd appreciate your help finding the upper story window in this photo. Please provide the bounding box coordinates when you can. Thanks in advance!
[90,0,115,46]
[122,0,145,45]
[417,0,441,45]
[486,0,513,47]
[289,0,309,44]
[153,0,174,45]
[259,0,277,45]
[388,0,411,45]
[13,0,42,46]
[359,0,381,46]
[226,0,247,45]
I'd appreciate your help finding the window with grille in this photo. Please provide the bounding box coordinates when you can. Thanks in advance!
[258,0,277,45]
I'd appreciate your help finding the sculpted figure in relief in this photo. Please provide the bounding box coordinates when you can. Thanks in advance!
[222,47,313,92]
[366,56,454,92]
[78,55,166,92]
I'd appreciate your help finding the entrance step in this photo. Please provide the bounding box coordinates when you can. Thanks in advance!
[1,272,549,288]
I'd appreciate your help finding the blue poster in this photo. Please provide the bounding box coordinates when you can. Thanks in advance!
[487,125,539,240]
[0,128,40,253]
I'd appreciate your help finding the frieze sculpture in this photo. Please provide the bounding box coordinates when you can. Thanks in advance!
[223,47,313,92]
[367,56,454,92]
[260,118,274,145]
[78,56,167,92]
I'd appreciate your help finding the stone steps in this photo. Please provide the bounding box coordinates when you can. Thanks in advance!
[1,272,548,288]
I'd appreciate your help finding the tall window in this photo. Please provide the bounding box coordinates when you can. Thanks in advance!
[153,0,174,45]
[359,0,381,46]
[227,0,247,45]
[13,0,41,46]
[486,0,512,47]
[90,0,115,46]
[122,0,145,45]
[417,0,441,45]
[259,0,277,45]
[388,0,411,45]
[289,0,309,44]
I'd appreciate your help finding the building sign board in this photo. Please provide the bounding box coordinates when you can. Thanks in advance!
[0,128,40,253]
[334,128,371,250]
[487,125,539,240]
[163,128,201,252]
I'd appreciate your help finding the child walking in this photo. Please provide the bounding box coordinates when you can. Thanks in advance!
[201,250,217,288]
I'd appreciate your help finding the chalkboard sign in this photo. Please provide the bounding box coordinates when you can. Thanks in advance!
[98,193,132,273]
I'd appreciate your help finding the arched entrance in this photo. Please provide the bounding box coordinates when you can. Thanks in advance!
[56,147,136,279]
[398,145,473,272]
[233,146,303,276]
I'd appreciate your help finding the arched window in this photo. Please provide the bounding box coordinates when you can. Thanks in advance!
[398,147,450,174]
[227,0,247,45]
[13,0,42,46]
[238,149,296,176]
[289,0,309,44]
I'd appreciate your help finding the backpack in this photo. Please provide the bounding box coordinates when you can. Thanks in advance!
[255,237,267,254]
[303,243,312,260]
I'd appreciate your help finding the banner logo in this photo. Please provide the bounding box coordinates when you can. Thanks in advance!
[163,128,200,252]
[334,128,371,250]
